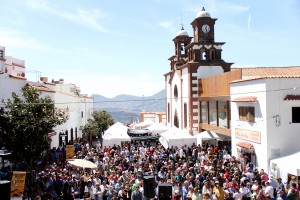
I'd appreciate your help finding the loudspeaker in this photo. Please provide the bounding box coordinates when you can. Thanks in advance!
[143,175,155,198]
[0,180,11,200]
[158,183,172,200]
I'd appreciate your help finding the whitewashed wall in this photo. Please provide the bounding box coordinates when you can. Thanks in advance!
[231,78,300,172]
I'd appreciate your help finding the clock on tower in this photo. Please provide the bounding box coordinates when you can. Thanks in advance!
[191,7,217,43]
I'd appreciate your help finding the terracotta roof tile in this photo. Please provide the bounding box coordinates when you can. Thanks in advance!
[284,95,300,101]
[9,74,26,80]
[232,67,300,79]
[27,84,55,93]
[236,141,254,149]
[232,96,257,102]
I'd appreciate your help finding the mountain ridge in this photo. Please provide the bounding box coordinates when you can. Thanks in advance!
[92,89,166,123]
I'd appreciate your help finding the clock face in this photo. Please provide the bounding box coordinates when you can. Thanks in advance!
[202,24,210,33]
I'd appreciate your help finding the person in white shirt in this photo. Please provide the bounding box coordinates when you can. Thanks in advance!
[233,189,243,200]
[264,181,274,199]
[84,180,95,200]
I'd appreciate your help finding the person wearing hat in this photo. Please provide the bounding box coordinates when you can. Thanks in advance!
[174,189,181,200]
[213,180,226,200]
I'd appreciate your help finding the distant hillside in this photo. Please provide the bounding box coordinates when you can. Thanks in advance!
[92,90,166,123]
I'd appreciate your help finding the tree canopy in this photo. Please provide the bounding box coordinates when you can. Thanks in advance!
[81,110,114,138]
[0,86,67,171]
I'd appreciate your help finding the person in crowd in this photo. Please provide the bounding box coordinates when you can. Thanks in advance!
[131,185,142,200]
[264,181,274,200]
[277,189,288,200]
[213,180,226,200]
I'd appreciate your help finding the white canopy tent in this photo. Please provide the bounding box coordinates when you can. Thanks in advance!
[135,119,155,128]
[159,127,197,149]
[103,122,131,147]
[147,123,168,136]
[269,151,300,183]
[194,130,229,146]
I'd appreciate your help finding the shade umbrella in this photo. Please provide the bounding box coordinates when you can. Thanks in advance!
[68,159,97,169]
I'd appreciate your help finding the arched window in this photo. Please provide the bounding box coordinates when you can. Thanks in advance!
[174,84,178,100]
[180,43,185,54]
[174,109,179,128]
[168,103,170,123]
[184,103,187,128]
[200,49,206,60]
[210,49,216,60]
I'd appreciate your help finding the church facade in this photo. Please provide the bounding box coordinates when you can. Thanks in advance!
[164,8,232,134]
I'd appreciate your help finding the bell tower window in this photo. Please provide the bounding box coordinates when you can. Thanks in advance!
[201,49,207,60]
[210,49,216,60]
[180,43,185,55]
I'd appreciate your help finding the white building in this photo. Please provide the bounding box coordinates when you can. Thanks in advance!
[164,7,232,134]
[230,67,300,171]
[0,45,93,148]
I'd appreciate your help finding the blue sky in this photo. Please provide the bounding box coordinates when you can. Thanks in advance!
[0,0,299,98]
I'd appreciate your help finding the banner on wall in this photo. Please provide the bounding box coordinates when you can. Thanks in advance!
[11,171,26,198]
[66,145,74,159]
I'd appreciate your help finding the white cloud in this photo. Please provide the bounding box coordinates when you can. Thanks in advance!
[248,14,252,31]
[26,0,110,33]
[0,28,45,50]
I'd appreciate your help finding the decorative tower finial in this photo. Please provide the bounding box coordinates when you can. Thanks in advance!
[202,7,205,11]
[180,14,184,30]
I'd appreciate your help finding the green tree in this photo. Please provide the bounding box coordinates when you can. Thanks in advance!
[0,86,67,176]
[81,110,114,144]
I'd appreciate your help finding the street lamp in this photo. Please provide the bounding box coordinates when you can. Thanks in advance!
[59,132,66,168]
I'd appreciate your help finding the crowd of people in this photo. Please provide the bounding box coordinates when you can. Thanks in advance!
[24,139,299,200]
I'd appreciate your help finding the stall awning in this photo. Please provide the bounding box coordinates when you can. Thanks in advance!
[236,141,254,150]
[232,96,257,102]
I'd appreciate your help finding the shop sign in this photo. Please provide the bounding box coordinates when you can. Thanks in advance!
[235,128,261,143]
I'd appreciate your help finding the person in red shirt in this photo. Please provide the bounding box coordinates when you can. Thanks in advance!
[228,178,239,190]
[260,169,269,182]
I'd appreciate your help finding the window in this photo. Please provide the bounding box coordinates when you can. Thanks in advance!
[218,101,227,128]
[239,106,255,122]
[174,109,179,128]
[209,101,217,125]
[180,43,185,54]
[174,84,178,100]
[184,103,187,128]
[168,103,170,123]
[200,101,208,123]
[81,111,84,118]
[210,49,215,60]
[0,50,3,58]
[201,49,206,60]
[292,107,300,123]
